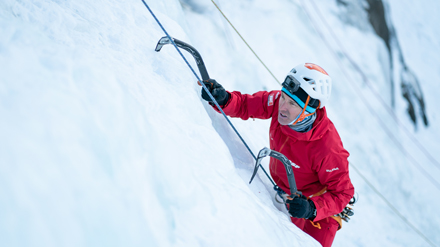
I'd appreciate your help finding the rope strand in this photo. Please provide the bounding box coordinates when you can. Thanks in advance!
[210,0,281,86]
[350,163,437,247]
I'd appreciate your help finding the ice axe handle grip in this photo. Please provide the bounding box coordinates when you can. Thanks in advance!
[287,192,302,201]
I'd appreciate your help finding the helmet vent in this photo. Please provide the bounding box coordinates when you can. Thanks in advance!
[303,77,316,90]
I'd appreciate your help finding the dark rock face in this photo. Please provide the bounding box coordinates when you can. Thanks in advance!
[337,0,428,127]
[365,0,428,127]
[366,0,391,53]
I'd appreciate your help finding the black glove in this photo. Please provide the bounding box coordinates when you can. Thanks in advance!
[200,79,230,106]
[287,194,316,219]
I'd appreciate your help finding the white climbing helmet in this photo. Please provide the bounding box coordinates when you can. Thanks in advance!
[282,63,332,109]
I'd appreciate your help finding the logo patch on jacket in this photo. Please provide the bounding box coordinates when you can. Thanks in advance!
[326,167,339,172]
[290,162,300,168]
[268,92,281,106]
[268,94,274,106]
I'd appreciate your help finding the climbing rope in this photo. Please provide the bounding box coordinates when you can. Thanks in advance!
[210,0,281,86]
[141,0,276,187]
[350,163,437,247]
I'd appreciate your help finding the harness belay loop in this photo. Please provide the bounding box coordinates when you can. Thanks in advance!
[335,195,357,222]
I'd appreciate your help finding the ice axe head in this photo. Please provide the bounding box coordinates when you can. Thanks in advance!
[155,36,172,52]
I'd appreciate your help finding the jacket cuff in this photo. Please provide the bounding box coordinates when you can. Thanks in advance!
[210,92,232,110]
[308,200,317,221]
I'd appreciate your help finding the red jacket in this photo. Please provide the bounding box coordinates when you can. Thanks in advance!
[217,90,354,221]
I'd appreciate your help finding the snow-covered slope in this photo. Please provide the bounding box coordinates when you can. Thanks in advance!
[1,0,439,246]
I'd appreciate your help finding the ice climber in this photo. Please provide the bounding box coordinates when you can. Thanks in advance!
[200,63,355,247]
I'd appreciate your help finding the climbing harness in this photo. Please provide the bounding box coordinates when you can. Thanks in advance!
[336,196,356,223]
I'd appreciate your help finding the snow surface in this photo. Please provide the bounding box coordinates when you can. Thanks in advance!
[1,0,439,246]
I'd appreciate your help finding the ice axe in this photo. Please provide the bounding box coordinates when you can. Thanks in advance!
[250,147,302,203]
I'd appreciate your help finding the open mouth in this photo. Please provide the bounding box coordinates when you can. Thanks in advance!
[279,112,288,118]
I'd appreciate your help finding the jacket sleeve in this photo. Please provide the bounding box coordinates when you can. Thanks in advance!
[212,90,280,120]
[309,145,355,222]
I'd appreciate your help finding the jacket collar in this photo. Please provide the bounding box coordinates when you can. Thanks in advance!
[280,107,329,141]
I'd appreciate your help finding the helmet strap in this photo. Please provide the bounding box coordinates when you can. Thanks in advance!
[291,96,318,125]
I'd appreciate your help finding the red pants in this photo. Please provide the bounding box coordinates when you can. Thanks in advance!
[290,217,339,247]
